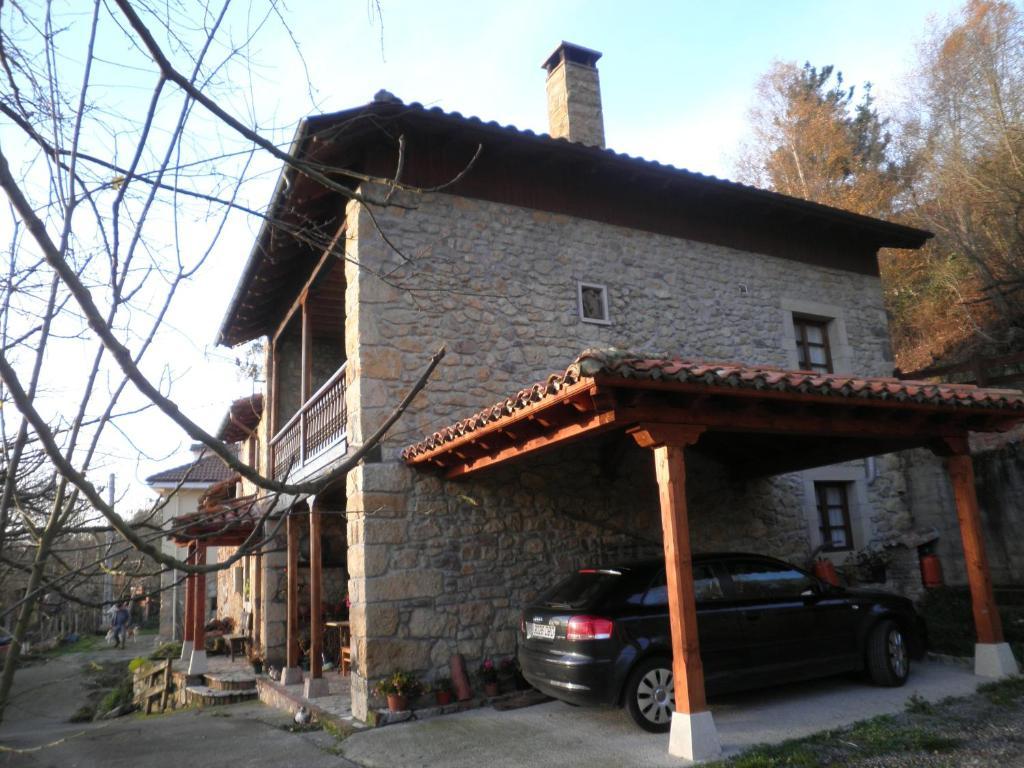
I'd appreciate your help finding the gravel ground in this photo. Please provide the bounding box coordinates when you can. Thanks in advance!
[710,677,1024,767]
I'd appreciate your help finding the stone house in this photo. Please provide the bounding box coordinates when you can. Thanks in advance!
[199,42,1021,750]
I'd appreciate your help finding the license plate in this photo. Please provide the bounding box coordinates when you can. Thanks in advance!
[527,622,556,640]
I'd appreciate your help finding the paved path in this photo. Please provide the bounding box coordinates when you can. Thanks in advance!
[0,648,349,768]
[340,661,982,768]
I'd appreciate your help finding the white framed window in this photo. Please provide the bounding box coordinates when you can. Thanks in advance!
[577,281,610,325]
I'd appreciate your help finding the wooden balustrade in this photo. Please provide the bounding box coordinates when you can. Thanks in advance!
[270,363,347,478]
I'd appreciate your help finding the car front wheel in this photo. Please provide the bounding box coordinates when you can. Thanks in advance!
[625,657,675,732]
[867,619,910,686]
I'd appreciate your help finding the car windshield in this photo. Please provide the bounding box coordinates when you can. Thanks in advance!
[537,570,621,610]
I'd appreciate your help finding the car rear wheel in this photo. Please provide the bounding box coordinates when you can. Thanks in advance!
[625,657,675,732]
[867,619,910,686]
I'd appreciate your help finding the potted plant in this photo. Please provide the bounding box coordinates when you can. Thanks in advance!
[372,669,422,712]
[479,658,499,697]
[249,651,265,675]
[433,677,454,706]
[852,545,892,584]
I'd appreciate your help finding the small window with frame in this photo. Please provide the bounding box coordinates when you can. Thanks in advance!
[815,481,854,552]
[577,282,610,325]
[793,315,833,374]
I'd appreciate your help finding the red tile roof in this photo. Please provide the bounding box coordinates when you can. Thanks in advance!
[401,349,1024,461]
[217,393,264,443]
[171,493,261,543]
[146,451,237,486]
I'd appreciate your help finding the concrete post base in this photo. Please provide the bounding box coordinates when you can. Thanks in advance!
[280,666,304,685]
[304,676,329,699]
[975,642,1020,678]
[187,648,208,676]
[179,640,193,662]
[668,710,722,762]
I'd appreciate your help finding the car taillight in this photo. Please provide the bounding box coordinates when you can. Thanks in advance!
[519,613,526,635]
[566,615,614,641]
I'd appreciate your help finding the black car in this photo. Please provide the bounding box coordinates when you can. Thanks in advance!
[517,553,926,732]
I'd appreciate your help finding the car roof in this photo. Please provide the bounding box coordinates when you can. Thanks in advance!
[583,552,796,573]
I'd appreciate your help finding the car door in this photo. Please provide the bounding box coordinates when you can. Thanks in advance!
[637,563,743,691]
[719,557,819,682]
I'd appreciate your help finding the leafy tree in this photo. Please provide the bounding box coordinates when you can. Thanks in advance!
[898,0,1024,354]
[737,61,904,219]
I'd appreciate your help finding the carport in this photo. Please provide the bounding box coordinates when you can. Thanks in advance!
[402,349,1024,762]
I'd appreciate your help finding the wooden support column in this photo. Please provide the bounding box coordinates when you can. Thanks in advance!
[253,551,263,650]
[299,299,312,465]
[188,544,208,675]
[180,544,195,661]
[304,503,328,698]
[937,437,1019,678]
[281,508,303,685]
[948,452,1003,644]
[631,424,720,761]
[183,545,195,643]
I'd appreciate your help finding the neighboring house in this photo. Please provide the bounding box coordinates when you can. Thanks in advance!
[147,443,237,640]
[194,42,1020,740]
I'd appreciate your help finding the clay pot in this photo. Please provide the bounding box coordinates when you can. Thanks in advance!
[435,690,453,706]
[484,682,499,698]
[386,693,408,712]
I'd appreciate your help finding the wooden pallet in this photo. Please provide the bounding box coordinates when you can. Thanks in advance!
[133,659,172,714]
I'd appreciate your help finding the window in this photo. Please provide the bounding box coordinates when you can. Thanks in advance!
[642,565,724,606]
[816,482,854,552]
[793,316,833,374]
[577,282,610,325]
[725,560,815,599]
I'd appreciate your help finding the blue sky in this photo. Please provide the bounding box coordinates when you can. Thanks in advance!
[15,0,964,507]
[260,0,961,175]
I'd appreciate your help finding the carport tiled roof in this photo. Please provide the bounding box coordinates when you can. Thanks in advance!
[401,348,1024,461]
[170,493,261,544]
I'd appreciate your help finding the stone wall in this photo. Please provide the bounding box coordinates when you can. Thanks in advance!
[907,443,1024,586]
[338,186,918,718]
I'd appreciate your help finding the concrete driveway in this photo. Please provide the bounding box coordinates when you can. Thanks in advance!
[340,661,982,767]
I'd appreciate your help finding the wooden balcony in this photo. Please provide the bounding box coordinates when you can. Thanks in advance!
[270,363,347,479]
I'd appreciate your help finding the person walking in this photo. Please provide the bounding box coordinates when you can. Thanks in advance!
[111,602,131,649]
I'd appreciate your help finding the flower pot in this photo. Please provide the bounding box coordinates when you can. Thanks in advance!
[435,690,453,706]
[484,682,499,698]
[386,693,408,712]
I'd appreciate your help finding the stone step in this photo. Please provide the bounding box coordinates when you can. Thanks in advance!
[185,685,258,707]
[204,672,257,691]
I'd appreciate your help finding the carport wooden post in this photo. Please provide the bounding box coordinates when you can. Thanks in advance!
[253,550,263,651]
[281,508,303,685]
[180,544,195,662]
[187,543,208,676]
[631,424,721,762]
[304,502,328,698]
[941,440,1020,678]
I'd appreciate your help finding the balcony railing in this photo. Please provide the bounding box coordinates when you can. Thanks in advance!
[271,363,347,479]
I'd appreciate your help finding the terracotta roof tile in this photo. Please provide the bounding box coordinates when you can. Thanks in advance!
[401,349,1024,462]
[146,452,236,485]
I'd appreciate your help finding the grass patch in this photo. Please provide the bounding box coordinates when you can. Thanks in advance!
[45,633,105,656]
[149,641,181,660]
[708,713,962,767]
[128,657,148,673]
[905,692,935,715]
[978,676,1024,707]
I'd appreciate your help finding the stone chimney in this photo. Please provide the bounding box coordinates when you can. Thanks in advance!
[542,42,605,148]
